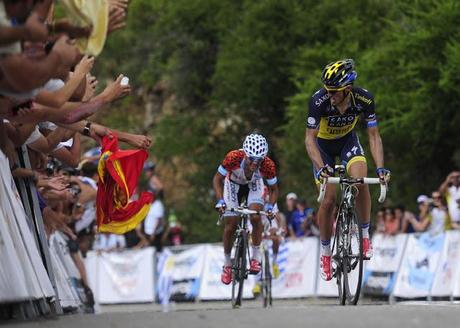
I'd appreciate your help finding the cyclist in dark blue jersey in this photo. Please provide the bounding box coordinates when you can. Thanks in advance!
[305,59,390,281]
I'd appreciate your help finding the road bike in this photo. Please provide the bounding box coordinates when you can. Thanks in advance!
[219,206,267,308]
[318,165,387,305]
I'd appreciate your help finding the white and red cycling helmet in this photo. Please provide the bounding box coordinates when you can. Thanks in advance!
[243,134,268,159]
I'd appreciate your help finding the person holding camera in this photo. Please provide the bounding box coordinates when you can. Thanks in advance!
[406,192,451,235]
[439,171,460,230]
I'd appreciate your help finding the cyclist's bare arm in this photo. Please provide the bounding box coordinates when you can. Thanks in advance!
[367,126,385,169]
[212,172,225,200]
[305,128,325,170]
[267,183,279,206]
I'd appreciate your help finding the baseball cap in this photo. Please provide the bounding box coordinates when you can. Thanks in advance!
[286,192,298,200]
[417,195,429,204]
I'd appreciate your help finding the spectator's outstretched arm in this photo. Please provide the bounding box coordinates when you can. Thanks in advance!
[0,36,79,93]
[35,55,94,108]
[57,120,152,149]
[51,133,81,167]
[0,11,48,45]
[407,204,431,232]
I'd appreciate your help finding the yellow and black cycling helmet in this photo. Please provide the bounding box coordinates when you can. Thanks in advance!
[321,59,357,91]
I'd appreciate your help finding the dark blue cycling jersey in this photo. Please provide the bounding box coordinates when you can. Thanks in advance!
[307,87,377,140]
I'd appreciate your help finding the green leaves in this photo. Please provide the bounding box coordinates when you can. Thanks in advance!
[96,0,460,241]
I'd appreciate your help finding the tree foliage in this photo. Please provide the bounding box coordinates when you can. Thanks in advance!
[96,0,460,242]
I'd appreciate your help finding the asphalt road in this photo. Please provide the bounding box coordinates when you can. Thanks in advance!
[3,299,460,328]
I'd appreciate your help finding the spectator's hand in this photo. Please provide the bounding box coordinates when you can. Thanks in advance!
[45,177,68,191]
[100,75,131,103]
[448,171,460,183]
[74,55,95,78]
[83,74,98,101]
[108,7,127,34]
[24,12,48,42]
[53,36,80,67]
[124,134,152,149]
[109,0,129,11]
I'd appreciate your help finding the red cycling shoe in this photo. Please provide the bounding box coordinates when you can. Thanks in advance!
[249,259,261,274]
[320,255,332,281]
[221,265,232,285]
[363,237,373,259]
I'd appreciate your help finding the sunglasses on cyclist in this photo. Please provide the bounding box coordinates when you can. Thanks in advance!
[248,156,263,163]
[324,86,348,94]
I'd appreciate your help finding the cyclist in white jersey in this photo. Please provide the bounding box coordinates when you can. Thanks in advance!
[213,134,279,285]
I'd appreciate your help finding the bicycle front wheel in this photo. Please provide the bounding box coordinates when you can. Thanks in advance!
[231,231,248,308]
[332,214,346,305]
[261,249,272,308]
[342,210,363,305]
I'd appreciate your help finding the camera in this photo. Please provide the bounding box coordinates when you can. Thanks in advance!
[46,158,58,176]
[69,184,81,197]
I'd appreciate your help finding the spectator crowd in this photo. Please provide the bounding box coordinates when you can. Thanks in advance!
[0,0,184,313]
[374,171,460,236]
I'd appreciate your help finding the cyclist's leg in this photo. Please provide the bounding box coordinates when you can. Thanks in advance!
[315,139,338,280]
[342,133,372,257]
[223,216,239,261]
[222,179,241,266]
[314,140,337,255]
[341,133,371,228]
[248,179,264,272]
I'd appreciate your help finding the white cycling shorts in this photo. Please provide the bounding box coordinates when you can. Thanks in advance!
[222,178,264,217]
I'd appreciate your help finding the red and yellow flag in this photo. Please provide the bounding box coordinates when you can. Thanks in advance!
[96,134,154,234]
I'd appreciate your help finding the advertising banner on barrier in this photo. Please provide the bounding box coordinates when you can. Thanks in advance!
[49,234,81,308]
[87,247,155,304]
[169,245,206,301]
[453,240,460,298]
[392,232,445,299]
[431,230,460,297]
[272,237,318,298]
[198,245,255,300]
[363,233,407,295]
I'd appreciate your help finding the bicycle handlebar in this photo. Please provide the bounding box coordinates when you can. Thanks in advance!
[317,177,387,204]
[216,207,269,226]
[226,207,269,216]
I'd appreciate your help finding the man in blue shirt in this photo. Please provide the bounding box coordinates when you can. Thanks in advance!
[288,199,314,238]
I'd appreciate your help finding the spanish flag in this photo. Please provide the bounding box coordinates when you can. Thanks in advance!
[96,134,154,234]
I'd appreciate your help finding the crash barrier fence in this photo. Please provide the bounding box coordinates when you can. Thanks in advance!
[85,230,460,304]
[0,148,90,320]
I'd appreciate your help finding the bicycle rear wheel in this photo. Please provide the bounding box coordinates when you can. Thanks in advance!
[342,210,363,305]
[261,249,272,308]
[231,231,248,308]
